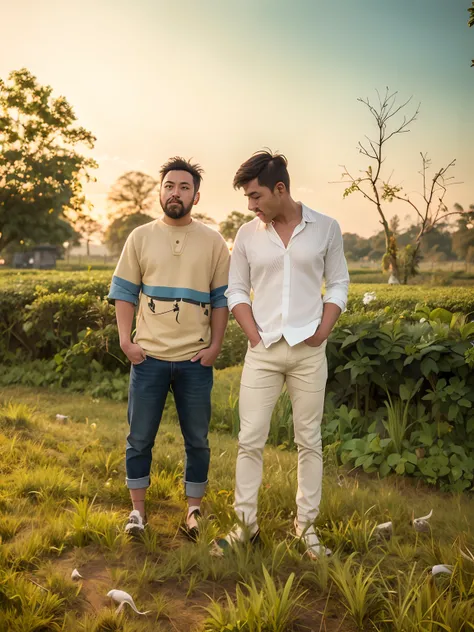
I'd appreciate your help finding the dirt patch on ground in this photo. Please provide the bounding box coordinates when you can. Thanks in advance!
[45,550,355,632]
[51,552,116,612]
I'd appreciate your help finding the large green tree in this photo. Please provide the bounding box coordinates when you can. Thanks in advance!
[72,211,103,256]
[219,210,254,242]
[193,212,216,225]
[107,171,157,217]
[105,170,158,255]
[0,69,97,254]
[104,212,154,256]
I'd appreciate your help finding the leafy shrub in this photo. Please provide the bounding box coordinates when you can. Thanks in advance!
[323,311,474,491]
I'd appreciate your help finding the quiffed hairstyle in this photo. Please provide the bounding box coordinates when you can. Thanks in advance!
[233,150,290,192]
[159,157,204,193]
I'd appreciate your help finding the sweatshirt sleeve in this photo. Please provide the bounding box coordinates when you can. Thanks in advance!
[108,231,142,306]
[210,237,230,309]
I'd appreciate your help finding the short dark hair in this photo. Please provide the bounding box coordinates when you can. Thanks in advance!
[233,150,290,192]
[159,157,204,193]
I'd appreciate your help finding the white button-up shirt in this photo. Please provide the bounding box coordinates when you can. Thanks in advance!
[225,204,350,348]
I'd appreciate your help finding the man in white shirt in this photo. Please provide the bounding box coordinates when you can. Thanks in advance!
[220,151,349,558]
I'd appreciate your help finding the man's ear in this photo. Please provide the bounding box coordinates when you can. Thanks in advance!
[193,191,200,206]
[275,182,286,196]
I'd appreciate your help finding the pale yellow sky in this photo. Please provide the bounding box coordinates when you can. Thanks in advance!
[1,0,473,238]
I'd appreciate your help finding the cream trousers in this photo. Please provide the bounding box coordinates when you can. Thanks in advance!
[234,337,328,529]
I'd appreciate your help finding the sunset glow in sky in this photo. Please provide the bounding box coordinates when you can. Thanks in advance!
[1,0,473,237]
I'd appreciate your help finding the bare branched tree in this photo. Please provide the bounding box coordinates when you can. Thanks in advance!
[338,88,463,283]
[382,154,460,283]
[339,88,419,282]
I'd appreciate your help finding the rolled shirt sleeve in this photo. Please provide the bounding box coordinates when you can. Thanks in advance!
[108,232,142,306]
[323,220,350,312]
[225,227,252,312]
[210,238,230,309]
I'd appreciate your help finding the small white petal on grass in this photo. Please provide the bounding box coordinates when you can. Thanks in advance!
[412,509,433,532]
[55,414,68,421]
[374,520,393,536]
[71,569,83,581]
[431,564,453,575]
[107,589,151,615]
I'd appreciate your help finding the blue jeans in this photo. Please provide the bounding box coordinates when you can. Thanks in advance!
[126,356,213,497]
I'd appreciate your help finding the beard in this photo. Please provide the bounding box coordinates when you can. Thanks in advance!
[161,197,194,219]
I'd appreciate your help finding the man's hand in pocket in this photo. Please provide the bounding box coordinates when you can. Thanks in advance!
[191,344,220,367]
[249,336,262,349]
[121,342,146,364]
[304,332,326,348]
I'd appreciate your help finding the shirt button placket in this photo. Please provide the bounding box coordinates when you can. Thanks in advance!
[282,251,290,328]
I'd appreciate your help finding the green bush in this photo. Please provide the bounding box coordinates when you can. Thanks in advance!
[323,312,474,492]
[348,284,474,315]
[1,270,473,369]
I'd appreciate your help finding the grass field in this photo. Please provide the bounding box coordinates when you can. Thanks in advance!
[1,383,474,631]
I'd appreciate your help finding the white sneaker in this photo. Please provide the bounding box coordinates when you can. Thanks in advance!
[294,518,332,559]
[124,509,146,536]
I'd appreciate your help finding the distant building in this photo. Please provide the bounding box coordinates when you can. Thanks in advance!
[12,245,58,269]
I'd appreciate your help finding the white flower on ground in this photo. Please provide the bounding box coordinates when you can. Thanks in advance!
[431,564,453,575]
[374,520,393,538]
[107,589,151,615]
[56,414,68,421]
[71,569,83,581]
[362,291,377,305]
[412,509,433,532]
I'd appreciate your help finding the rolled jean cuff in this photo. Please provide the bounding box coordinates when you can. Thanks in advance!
[185,479,208,498]
[126,475,150,489]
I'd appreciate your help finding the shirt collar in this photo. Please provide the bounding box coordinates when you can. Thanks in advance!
[301,203,317,223]
[265,202,317,230]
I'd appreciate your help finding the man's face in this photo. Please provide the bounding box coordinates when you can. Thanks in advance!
[243,178,282,224]
[160,170,198,219]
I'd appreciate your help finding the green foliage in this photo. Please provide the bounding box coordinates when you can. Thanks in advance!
[204,565,306,632]
[0,384,474,630]
[1,270,474,374]
[214,317,248,370]
[103,211,155,256]
[324,309,474,491]
[329,554,380,630]
[0,400,36,430]
[1,270,473,492]
[0,68,97,253]
[0,569,66,631]
[218,211,254,242]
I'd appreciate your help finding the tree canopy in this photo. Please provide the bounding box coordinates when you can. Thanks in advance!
[0,69,97,254]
